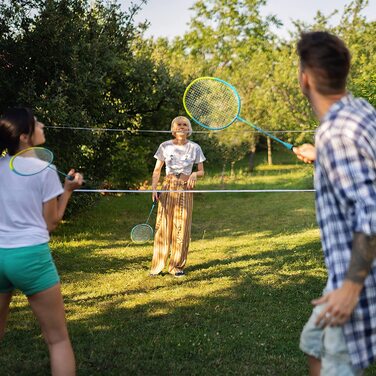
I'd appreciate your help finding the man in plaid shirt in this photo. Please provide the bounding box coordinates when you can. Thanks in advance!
[294,32,376,375]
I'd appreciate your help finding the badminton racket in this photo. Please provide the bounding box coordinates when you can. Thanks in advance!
[183,76,294,150]
[9,147,74,180]
[131,198,158,243]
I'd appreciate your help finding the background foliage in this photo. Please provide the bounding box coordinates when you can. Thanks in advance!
[0,0,374,197]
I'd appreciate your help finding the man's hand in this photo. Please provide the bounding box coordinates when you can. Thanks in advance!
[293,144,316,164]
[313,280,362,327]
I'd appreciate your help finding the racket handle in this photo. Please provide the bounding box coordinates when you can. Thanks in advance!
[153,192,161,203]
[65,173,86,185]
[286,143,295,151]
[237,116,295,151]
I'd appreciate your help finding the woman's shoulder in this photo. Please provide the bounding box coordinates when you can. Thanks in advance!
[159,140,174,148]
[188,140,202,149]
[0,154,10,164]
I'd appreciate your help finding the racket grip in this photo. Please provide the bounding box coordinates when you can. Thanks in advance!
[153,191,161,203]
[66,173,86,184]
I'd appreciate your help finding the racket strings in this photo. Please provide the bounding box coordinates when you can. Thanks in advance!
[10,147,54,175]
[131,223,153,243]
[184,79,239,129]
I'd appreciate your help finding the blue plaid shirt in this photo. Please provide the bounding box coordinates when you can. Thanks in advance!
[315,94,376,369]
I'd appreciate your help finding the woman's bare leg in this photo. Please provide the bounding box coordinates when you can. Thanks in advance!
[0,292,12,340]
[28,284,75,376]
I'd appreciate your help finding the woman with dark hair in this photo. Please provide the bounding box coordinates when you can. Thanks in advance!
[0,108,83,375]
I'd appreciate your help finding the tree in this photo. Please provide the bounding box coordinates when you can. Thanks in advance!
[180,0,282,172]
[335,0,376,107]
[0,0,187,193]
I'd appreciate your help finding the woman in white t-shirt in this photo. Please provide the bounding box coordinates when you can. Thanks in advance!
[0,108,83,375]
[150,116,206,277]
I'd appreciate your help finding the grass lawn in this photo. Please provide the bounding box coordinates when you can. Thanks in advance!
[2,150,376,375]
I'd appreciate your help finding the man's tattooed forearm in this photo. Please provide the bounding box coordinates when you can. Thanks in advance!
[346,233,376,284]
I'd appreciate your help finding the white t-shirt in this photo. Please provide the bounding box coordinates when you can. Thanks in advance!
[0,154,64,248]
[154,140,206,175]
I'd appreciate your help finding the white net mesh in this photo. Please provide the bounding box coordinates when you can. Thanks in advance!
[184,78,239,129]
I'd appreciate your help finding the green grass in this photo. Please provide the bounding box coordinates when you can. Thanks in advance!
[2,151,376,375]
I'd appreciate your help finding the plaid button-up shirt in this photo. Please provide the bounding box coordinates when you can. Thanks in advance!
[315,94,376,369]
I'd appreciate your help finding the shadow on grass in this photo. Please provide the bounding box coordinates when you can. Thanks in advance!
[68,280,317,375]
[0,167,330,376]
[62,238,322,303]
[1,250,324,376]
[51,243,152,284]
[4,229,371,375]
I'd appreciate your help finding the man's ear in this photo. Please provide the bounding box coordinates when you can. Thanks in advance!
[300,70,310,90]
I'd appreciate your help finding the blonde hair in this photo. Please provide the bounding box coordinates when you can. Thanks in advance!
[170,116,192,137]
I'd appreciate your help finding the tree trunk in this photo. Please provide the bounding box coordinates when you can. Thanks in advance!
[248,135,257,173]
[267,137,272,165]
[230,161,235,177]
[248,150,256,173]
[221,162,226,188]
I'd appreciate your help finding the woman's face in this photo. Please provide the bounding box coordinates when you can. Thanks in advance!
[30,118,46,146]
[173,120,190,138]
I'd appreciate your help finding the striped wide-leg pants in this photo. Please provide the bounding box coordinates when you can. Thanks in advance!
[150,176,193,274]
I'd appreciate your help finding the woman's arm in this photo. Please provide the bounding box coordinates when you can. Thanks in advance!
[43,170,83,232]
[187,162,204,189]
[152,159,164,201]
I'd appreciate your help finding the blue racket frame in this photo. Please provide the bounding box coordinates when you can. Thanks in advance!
[9,147,53,176]
[183,77,294,151]
[130,198,158,243]
[9,146,74,180]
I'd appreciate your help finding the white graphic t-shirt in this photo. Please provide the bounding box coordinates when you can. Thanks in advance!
[154,140,206,175]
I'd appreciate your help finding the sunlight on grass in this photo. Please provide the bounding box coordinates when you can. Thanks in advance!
[5,155,356,375]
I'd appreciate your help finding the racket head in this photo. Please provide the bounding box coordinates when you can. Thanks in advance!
[9,147,54,176]
[183,77,241,130]
[131,223,154,243]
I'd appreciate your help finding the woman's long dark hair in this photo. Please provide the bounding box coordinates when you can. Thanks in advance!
[0,107,35,155]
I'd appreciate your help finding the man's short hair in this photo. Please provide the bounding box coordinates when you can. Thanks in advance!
[297,31,351,95]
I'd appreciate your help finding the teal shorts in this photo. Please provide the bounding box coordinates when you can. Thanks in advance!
[0,243,60,296]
